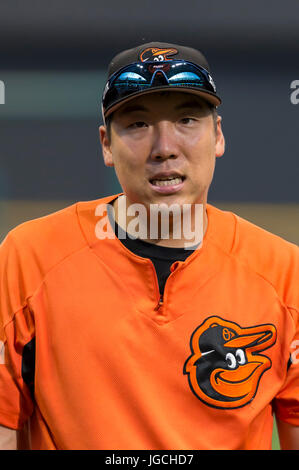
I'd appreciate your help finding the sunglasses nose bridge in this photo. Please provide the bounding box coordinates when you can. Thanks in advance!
[150,69,169,87]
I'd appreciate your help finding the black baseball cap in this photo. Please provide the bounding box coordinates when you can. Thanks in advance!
[102,41,221,119]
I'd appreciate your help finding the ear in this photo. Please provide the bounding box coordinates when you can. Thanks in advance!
[215,115,225,158]
[99,125,114,167]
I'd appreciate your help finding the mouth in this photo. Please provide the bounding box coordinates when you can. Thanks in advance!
[210,361,264,399]
[148,173,186,194]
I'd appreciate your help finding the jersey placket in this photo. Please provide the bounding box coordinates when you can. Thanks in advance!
[148,258,185,324]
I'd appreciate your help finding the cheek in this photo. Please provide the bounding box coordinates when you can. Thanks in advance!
[111,136,147,169]
[110,140,147,193]
[183,120,216,152]
[187,133,216,167]
[184,135,217,190]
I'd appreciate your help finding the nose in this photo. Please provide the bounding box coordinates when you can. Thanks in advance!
[149,121,179,161]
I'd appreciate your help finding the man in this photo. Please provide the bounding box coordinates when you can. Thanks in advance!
[0,41,299,450]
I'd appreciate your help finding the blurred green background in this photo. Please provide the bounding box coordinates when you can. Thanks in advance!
[273,420,280,450]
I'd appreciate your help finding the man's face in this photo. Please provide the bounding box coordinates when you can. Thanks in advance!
[99,91,225,208]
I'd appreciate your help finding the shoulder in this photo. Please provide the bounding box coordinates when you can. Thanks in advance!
[0,195,120,324]
[0,195,118,304]
[4,193,119,256]
[207,204,299,310]
[232,209,299,279]
[4,202,85,264]
[0,203,85,308]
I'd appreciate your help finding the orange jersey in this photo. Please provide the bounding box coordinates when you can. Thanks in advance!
[0,194,299,450]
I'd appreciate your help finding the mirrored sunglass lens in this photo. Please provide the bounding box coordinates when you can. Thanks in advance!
[168,71,204,85]
[116,72,147,83]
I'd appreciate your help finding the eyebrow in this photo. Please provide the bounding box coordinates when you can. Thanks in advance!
[175,100,204,111]
[117,104,148,116]
[118,99,205,116]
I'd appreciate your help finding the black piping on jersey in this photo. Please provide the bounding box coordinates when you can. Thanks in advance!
[21,337,36,399]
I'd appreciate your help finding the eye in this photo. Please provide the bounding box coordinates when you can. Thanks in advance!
[236,349,246,365]
[225,352,237,369]
[180,117,195,125]
[129,121,147,129]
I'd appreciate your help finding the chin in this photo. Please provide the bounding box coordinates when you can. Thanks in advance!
[125,187,205,208]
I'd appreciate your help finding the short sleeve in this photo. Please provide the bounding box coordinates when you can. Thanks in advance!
[0,233,35,429]
[273,307,299,426]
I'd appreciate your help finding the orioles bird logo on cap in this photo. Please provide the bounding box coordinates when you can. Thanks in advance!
[183,316,277,409]
[139,47,178,62]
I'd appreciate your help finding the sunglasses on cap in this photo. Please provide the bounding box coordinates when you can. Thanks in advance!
[102,60,219,118]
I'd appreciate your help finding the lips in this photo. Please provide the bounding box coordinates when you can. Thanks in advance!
[151,176,184,187]
[149,172,186,188]
[148,172,186,194]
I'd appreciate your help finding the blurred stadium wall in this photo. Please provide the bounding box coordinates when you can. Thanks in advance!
[0,0,298,448]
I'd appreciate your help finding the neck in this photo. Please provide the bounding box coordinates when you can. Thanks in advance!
[111,195,208,249]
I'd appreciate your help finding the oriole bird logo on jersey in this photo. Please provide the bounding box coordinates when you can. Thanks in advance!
[184,316,277,409]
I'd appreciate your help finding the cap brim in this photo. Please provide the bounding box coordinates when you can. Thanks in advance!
[224,331,273,349]
[103,86,221,119]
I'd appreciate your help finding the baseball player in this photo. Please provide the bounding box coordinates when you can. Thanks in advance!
[0,41,299,450]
